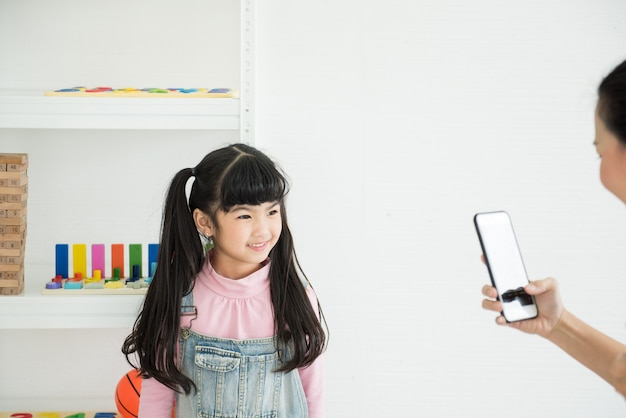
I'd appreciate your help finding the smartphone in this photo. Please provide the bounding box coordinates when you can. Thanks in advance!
[474,211,538,322]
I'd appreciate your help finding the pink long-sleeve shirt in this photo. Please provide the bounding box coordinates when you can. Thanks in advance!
[138,259,323,417]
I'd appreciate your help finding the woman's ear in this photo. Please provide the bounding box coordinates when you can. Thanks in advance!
[193,209,214,237]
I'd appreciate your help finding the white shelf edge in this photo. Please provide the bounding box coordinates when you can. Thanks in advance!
[0,90,240,130]
[0,291,145,329]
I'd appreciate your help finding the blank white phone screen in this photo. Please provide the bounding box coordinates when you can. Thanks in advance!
[475,211,537,322]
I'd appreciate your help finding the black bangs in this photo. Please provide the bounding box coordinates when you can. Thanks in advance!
[219,154,288,210]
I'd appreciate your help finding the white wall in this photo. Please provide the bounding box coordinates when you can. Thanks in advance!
[255,1,626,417]
[2,1,626,416]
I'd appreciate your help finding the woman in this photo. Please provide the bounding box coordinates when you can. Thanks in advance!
[481,58,626,397]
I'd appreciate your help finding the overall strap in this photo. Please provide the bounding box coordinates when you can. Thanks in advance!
[180,290,197,336]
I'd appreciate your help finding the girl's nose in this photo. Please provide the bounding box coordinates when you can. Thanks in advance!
[253,218,270,237]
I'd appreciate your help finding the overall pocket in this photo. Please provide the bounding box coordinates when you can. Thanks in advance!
[194,346,240,417]
[194,345,281,418]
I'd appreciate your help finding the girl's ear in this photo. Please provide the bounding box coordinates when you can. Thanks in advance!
[193,209,214,237]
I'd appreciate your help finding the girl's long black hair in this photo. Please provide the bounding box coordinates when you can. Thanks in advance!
[122,144,327,394]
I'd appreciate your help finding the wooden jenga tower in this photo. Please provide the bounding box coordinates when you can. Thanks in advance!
[0,154,27,295]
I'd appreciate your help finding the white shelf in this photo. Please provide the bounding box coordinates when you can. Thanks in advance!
[0,90,240,130]
[0,289,144,329]
[0,0,256,330]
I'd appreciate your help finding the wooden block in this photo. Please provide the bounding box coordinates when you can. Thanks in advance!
[0,285,23,295]
[0,200,27,210]
[0,271,22,280]
[0,263,22,271]
[0,285,22,294]
[0,215,27,225]
[0,153,27,165]
[0,248,22,257]
[0,184,28,194]
[0,222,26,235]
[0,162,28,172]
[0,176,27,187]
[0,240,23,249]
[111,243,125,278]
[73,243,87,278]
[0,154,26,297]
[0,279,19,287]
[55,243,69,278]
[0,207,26,218]
[0,231,26,241]
[129,243,142,278]
[0,224,26,234]
[0,269,23,294]
[0,193,27,203]
[0,169,27,180]
[0,163,28,172]
[0,254,24,265]
[92,243,105,278]
[6,161,28,172]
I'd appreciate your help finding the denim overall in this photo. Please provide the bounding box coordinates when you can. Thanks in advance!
[176,291,309,417]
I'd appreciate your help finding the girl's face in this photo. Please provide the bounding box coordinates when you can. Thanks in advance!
[594,109,626,205]
[208,201,282,279]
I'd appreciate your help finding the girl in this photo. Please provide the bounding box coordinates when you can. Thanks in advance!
[122,143,327,417]
[481,59,626,397]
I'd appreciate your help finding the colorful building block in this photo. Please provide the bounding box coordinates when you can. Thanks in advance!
[55,244,69,278]
[91,244,105,278]
[72,244,87,279]
[148,243,159,277]
[129,244,142,278]
[111,244,124,278]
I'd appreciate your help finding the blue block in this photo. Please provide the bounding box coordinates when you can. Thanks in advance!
[55,244,69,278]
[148,243,159,276]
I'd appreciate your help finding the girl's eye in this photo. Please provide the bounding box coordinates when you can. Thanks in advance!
[268,210,279,216]
[238,214,251,220]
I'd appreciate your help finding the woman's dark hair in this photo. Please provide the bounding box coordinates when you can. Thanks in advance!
[122,143,327,394]
[598,59,626,146]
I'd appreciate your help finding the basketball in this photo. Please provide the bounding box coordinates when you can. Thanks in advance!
[115,369,142,418]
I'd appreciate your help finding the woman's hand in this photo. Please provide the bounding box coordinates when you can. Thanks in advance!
[481,277,565,338]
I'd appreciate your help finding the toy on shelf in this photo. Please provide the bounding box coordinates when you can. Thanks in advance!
[0,153,28,296]
[44,87,238,98]
[41,243,158,295]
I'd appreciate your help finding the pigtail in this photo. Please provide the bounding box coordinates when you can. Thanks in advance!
[270,207,327,373]
[122,167,204,394]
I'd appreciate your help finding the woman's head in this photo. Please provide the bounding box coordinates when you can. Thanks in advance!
[597,59,626,147]
[596,60,626,204]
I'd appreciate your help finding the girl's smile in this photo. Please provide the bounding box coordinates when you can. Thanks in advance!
[198,201,282,279]
[248,240,270,251]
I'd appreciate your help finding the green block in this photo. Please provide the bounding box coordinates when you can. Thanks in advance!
[129,243,142,278]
